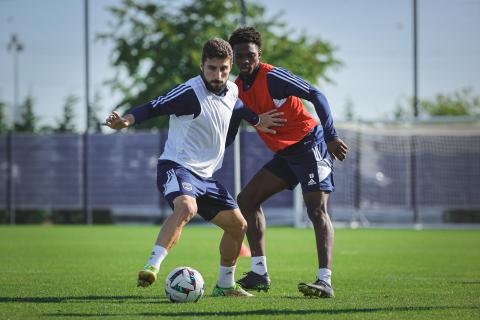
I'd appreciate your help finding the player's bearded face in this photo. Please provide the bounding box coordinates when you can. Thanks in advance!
[233,43,261,76]
[201,57,232,93]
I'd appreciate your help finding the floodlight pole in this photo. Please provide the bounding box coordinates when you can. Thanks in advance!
[240,0,247,26]
[7,34,22,124]
[413,0,419,118]
[233,0,248,197]
[6,34,23,225]
[83,0,92,224]
[411,0,420,224]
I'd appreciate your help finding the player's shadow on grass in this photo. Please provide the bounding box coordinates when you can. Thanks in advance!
[461,281,480,284]
[45,306,478,318]
[0,295,168,304]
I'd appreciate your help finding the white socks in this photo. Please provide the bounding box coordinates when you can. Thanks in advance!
[317,268,332,285]
[217,265,236,288]
[146,245,168,270]
[251,256,268,275]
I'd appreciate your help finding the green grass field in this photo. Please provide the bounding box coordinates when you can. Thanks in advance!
[0,226,479,319]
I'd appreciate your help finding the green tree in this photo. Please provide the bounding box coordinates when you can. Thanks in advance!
[15,95,38,132]
[393,100,413,120]
[394,87,480,120]
[55,94,78,133]
[88,91,104,133]
[0,100,9,133]
[99,0,341,129]
[419,87,480,116]
[343,98,355,121]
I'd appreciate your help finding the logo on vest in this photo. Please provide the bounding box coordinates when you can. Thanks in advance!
[272,98,286,108]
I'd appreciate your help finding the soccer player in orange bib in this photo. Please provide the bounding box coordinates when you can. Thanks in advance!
[228,27,348,298]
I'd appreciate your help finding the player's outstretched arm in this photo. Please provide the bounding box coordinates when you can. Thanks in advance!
[255,109,287,134]
[327,138,348,161]
[102,111,135,130]
[225,102,287,147]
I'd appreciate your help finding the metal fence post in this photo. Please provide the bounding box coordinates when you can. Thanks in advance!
[6,132,15,225]
[410,135,420,223]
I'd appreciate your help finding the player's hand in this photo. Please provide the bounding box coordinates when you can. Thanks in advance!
[255,109,287,134]
[102,111,133,130]
[327,138,348,161]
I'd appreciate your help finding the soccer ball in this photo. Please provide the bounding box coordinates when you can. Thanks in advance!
[164,267,205,303]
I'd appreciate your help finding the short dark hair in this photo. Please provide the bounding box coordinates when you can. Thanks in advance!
[202,38,233,63]
[228,26,262,49]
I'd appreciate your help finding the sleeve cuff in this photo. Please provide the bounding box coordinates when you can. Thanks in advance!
[253,116,260,127]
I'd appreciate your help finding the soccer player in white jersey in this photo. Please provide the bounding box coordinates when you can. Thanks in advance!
[104,38,285,297]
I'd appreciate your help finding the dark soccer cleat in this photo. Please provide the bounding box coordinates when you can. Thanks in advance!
[236,271,271,292]
[298,279,335,298]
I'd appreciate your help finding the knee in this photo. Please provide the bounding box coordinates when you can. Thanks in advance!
[238,216,248,234]
[237,190,259,213]
[306,204,329,225]
[173,197,197,224]
[230,214,248,236]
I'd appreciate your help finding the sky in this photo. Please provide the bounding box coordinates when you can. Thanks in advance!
[0,0,479,131]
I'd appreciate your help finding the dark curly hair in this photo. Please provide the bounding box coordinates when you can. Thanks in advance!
[202,38,233,63]
[228,26,262,49]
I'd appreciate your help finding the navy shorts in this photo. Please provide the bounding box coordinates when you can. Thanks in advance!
[156,160,238,221]
[264,126,335,193]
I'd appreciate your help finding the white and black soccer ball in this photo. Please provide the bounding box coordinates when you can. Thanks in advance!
[164,267,205,303]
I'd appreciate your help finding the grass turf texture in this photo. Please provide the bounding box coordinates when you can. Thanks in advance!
[0,226,479,319]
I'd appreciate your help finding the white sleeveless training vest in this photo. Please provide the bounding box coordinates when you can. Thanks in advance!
[159,76,238,177]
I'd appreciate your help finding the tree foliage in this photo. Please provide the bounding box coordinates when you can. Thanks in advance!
[394,87,480,120]
[99,0,341,129]
[343,99,355,121]
[0,100,9,133]
[54,94,79,133]
[15,95,37,132]
[419,87,480,117]
[88,91,105,133]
